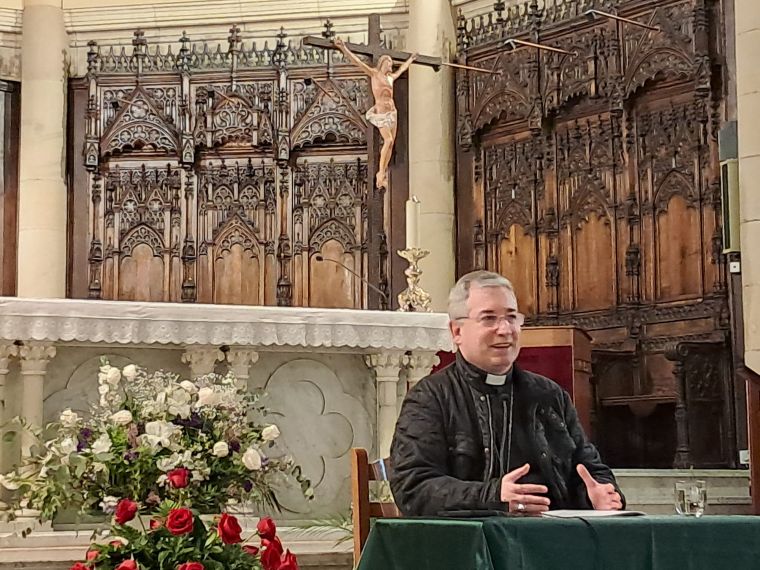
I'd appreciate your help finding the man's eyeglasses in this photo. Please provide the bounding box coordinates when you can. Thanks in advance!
[457,313,525,329]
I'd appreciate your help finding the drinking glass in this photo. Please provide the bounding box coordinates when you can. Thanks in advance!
[674,480,707,517]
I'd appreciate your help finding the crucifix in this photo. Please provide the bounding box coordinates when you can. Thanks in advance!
[304,17,494,191]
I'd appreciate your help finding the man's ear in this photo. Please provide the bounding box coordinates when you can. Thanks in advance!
[449,320,462,346]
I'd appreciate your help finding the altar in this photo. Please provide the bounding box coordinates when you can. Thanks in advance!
[0,297,450,520]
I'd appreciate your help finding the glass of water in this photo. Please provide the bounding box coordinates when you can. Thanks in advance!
[674,480,707,517]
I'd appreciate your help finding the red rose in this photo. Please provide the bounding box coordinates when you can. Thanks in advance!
[86,549,99,561]
[114,498,138,525]
[70,563,89,570]
[109,540,124,548]
[243,545,259,556]
[177,563,204,570]
[257,516,277,540]
[260,537,283,570]
[166,508,195,536]
[167,468,191,489]
[149,518,163,530]
[279,551,299,570]
[218,513,242,544]
[116,561,138,570]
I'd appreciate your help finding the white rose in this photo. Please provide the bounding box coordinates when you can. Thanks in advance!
[59,437,78,456]
[59,409,80,429]
[196,387,220,408]
[91,433,113,455]
[212,441,229,458]
[110,410,133,425]
[179,380,198,394]
[261,425,281,442]
[122,364,138,381]
[241,447,262,471]
[106,367,121,386]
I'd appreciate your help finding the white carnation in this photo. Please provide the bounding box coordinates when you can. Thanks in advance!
[179,380,198,394]
[110,410,133,425]
[122,364,138,381]
[59,437,78,456]
[140,420,181,450]
[92,433,113,455]
[156,455,180,472]
[212,441,229,458]
[98,384,110,396]
[242,447,262,471]
[59,409,80,428]
[0,474,20,491]
[261,425,281,442]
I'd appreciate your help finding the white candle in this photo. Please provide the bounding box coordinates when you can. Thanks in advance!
[406,196,420,249]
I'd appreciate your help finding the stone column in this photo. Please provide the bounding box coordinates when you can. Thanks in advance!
[18,342,55,456]
[407,0,457,311]
[16,0,68,297]
[226,348,260,389]
[181,346,224,377]
[0,342,18,474]
[365,352,405,458]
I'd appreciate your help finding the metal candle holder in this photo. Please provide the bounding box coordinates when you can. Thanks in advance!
[396,247,432,312]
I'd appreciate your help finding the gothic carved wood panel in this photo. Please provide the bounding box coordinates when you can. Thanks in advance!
[69,26,389,309]
[456,0,732,467]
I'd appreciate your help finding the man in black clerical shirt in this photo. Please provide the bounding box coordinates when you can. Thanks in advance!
[389,271,624,516]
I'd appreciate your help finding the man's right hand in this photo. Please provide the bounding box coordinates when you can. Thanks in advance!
[500,463,551,515]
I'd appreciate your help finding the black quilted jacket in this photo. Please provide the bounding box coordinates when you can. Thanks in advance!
[389,352,624,516]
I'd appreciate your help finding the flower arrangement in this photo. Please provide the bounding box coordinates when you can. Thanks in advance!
[68,501,298,570]
[0,359,312,521]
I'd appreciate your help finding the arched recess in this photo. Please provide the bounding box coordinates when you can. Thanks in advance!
[119,225,165,302]
[498,222,536,316]
[655,193,702,301]
[309,239,356,309]
[212,215,263,305]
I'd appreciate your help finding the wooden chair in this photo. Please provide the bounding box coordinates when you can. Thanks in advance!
[351,447,401,566]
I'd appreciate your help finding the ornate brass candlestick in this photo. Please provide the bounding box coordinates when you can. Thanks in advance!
[396,247,432,312]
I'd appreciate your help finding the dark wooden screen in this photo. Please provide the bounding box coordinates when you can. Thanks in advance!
[455,0,735,467]
[0,80,19,296]
[67,26,406,309]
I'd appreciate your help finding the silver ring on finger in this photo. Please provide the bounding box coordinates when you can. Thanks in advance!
[516,502,526,513]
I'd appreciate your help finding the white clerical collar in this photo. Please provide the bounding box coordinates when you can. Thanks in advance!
[485,373,507,386]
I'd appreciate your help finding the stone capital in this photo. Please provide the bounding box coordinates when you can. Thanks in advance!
[181,345,224,377]
[0,341,18,375]
[404,351,441,387]
[226,348,260,371]
[364,351,406,382]
[18,342,56,375]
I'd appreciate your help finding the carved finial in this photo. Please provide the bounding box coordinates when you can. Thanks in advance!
[494,0,506,23]
[228,24,242,53]
[132,29,147,50]
[322,19,335,40]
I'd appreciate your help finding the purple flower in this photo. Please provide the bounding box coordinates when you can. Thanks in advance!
[172,413,203,429]
[229,439,241,453]
[77,428,93,451]
[124,450,139,461]
[243,480,253,492]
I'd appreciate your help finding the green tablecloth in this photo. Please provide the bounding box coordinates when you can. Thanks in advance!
[357,516,760,570]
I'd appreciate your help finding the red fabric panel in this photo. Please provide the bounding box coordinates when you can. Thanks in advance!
[431,346,574,397]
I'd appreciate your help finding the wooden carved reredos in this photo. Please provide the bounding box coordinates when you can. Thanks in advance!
[455,0,735,467]
[68,25,391,309]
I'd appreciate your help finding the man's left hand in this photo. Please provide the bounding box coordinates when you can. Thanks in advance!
[577,464,623,510]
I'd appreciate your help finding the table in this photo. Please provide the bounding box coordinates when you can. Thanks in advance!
[356,516,760,570]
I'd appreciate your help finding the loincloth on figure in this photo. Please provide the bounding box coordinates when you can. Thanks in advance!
[365,107,397,129]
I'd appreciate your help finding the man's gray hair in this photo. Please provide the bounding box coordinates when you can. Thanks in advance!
[447,270,515,320]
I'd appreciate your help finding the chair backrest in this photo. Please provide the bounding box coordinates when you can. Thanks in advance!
[351,447,401,565]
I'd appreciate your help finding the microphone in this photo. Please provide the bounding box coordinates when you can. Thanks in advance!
[314,254,390,308]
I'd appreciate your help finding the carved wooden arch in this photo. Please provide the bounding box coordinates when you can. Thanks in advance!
[624,47,693,98]
[653,169,696,215]
[473,89,532,133]
[310,218,356,251]
[496,199,532,234]
[291,81,367,150]
[208,93,258,148]
[213,214,261,257]
[101,86,179,157]
[121,223,164,257]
